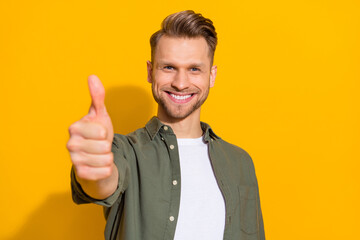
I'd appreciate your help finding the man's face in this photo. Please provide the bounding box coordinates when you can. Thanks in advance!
[147,36,217,121]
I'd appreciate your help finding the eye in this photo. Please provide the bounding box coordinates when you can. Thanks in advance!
[164,66,174,70]
[190,67,200,72]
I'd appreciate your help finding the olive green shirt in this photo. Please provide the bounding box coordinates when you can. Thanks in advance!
[71,117,265,240]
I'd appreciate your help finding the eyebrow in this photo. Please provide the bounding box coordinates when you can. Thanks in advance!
[157,61,205,68]
[189,63,205,68]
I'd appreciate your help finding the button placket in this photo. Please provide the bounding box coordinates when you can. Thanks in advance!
[160,130,180,236]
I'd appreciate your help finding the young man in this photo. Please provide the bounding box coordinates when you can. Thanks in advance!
[68,10,265,240]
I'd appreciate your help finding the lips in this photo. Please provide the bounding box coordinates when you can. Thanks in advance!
[170,93,192,100]
[166,91,195,103]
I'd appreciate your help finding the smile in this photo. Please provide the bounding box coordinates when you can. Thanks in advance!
[166,91,195,103]
[170,93,192,100]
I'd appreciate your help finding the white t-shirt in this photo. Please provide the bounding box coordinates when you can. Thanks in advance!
[173,137,226,240]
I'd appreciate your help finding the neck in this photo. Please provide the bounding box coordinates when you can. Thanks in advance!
[157,109,203,138]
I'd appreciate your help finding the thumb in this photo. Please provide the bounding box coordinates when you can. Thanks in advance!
[88,75,107,116]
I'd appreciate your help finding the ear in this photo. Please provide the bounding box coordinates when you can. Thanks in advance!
[209,65,217,88]
[147,61,153,83]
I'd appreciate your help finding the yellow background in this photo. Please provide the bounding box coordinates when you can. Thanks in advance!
[1,0,359,239]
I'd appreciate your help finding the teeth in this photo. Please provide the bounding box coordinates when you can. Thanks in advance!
[170,93,192,100]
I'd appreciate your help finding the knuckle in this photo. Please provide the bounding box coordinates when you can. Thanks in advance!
[68,123,78,135]
[70,154,83,165]
[66,140,77,152]
[75,165,112,181]
[102,141,112,152]
[103,167,113,178]
[76,166,99,181]
[103,154,114,165]
[75,167,87,179]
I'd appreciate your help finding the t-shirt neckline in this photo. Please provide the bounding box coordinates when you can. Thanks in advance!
[177,136,205,146]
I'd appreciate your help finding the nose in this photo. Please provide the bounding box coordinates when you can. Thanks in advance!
[171,69,190,91]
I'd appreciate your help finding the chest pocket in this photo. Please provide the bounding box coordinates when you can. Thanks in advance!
[238,185,259,235]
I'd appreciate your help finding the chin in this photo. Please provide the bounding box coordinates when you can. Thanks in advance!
[160,103,200,121]
[152,90,207,121]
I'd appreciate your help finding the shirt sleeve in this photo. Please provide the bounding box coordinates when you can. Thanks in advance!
[248,153,266,239]
[70,134,131,207]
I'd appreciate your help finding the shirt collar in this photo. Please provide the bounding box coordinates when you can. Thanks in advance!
[145,116,165,140]
[145,116,220,142]
[200,121,221,142]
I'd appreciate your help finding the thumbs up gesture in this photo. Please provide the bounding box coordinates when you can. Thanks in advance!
[67,75,118,199]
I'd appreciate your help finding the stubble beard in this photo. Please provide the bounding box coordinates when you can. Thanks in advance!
[152,85,210,120]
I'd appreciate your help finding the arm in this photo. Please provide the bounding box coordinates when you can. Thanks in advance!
[67,75,118,200]
[74,162,118,199]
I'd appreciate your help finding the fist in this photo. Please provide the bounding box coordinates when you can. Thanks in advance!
[67,75,115,181]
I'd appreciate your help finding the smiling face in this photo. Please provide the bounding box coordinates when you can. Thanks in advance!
[147,36,217,122]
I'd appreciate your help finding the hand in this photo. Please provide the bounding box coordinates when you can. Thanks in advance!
[67,75,115,182]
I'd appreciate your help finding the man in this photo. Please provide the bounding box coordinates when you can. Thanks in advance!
[68,10,265,240]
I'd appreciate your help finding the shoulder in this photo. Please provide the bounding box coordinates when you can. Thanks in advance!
[216,138,253,162]
[126,127,152,145]
[112,127,151,151]
[202,121,255,172]
[214,138,258,185]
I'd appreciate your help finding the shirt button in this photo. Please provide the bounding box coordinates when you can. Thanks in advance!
[169,216,175,222]
[172,180,178,185]
[164,126,168,131]
[170,144,175,150]
[161,137,164,141]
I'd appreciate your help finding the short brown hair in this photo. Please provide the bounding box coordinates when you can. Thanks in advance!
[150,10,217,65]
